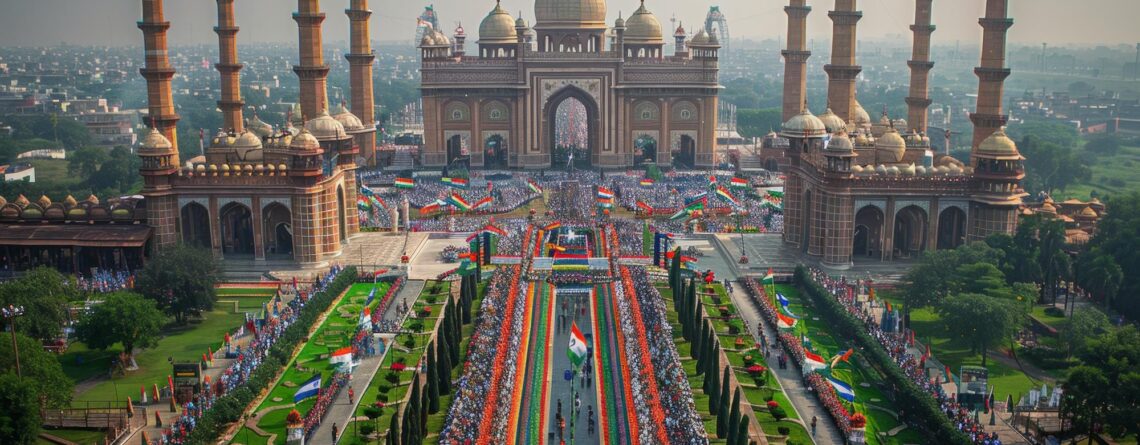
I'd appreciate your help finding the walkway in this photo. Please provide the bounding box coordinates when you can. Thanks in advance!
[727,284,846,445]
[313,279,424,444]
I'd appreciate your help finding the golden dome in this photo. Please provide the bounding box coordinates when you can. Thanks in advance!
[247,115,273,138]
[85,194,99,205]
[852,101,871,127]
[37,195,51,208]
[290,129,322,152]
[332,104,365,132]
[63,195,77,207]
[875,128,906,163]
[304,111,349,142]
[478,3,518,44]
[902,163,917,176]
[624,2,664,44]
[0,196,6,206]
[1080,206,1098,218]
[139,128,173,154]
[14,195,29,207]
[231,131,263,149]
[817,108,847,134]
[852,165,864,173]
[976,128,1021,159]
[780,109,827,139]
[534,0,607,28]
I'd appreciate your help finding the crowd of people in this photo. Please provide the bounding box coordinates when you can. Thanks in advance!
[303,372,350,440]
[158,265,345,445]
[76,268,134,293]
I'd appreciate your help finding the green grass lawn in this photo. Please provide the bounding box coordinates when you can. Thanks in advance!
[1058,144,1140,200]
[38,428,108,445]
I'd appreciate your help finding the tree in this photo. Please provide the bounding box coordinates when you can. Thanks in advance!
[727,387,742,445]
[426,343,440,414]
[1062,366,1110,445]
[1035,218,1071,305]
[1076,327,1140,438]
[736,108,783,138]
[0,266,76,340]
[1085,133,1121,156]
[75,292,166,368]
[388,412,400,445]
[136,245,219,324]
[1062,307,1111,358]
[936,293,1026,367]
[1015,134,1090,194]
[0,333,73,408]
[717,370,730,438]
[1086,193,1140,319]
[734,416,751,445]
[88,147,142,195]
[1077,249,1123,312]
[0,373,40,445]
[67,146,108,179]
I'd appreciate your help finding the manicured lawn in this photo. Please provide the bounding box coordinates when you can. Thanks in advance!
[1058,144,1140,200]
[38,428,108,445]
[1029,305,1068,330]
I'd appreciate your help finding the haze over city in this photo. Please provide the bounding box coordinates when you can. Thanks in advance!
[1,0,1137,47]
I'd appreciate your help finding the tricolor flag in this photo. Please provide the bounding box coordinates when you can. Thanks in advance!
[448,193,472,211]
[597,197,614,208]
[359,307,371,328]
[636,201,654,213]
[776,312,797,329]
[730,177,748,188]
[830,348,854,368]
[684,192,709,206]
[293,374,322,403]
[394,177,415,189]
[716,185,739,207]
[544,221,562,231]
[803,350,827,371]
[474,196,493,210]
[781,305,800,319]
[361,185,376,196]
[827,376,856,402]
[568,322,588,367]
[420,200,443,214]
[484,224,507,237]
[441,177,469,189]
[762,268,775,284]
[597,186,614,200]
[527,179,543,194]
[330,346,353,366]
[639,178,655,187]
[708,175,717,188]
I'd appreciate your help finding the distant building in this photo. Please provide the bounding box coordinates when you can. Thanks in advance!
[75,110,137,148]
[0,163,35,182]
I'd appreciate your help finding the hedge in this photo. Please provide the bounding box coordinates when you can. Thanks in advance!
[185,268,357,443]
[794,266,972,445]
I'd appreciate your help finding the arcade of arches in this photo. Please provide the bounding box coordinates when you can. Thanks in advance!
[178,201,299,261]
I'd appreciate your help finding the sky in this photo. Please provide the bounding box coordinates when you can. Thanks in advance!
[0,0,1136,48]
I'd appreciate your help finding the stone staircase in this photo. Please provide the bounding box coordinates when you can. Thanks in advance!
[737,152,766,171]
[386,148,415,171]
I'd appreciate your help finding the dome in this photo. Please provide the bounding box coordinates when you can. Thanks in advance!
[916,165,928,175]
[516,16,529,29]
[290,129,322,152]
[875,128,907,163]
[1080,206,1098,218]
[852,165,864,173]
[255,164,265,174]
[1040,202,1057,214]
[854,133,870,146]
[64,195,77,207]
[780,109,827,139]
[624,2,664,44]
[247,115,273,138]
[886,166,901,176]
[976,128,1021,159]
[231,131,263,149]
[332,104,365,132]
[479,3,518,44]
[826,131,855,154]
[875,165,888,175]
[304,111,348,141]
[817,108,847,134]
[613,14,625,28]
[690,28,710,46]
[902,163,917,176]
[534,0,607,28]
[674,23,686,37]
[139,128,173,154]
[37,195,51,208]
[14,195,29,207]
[852,101,871,127]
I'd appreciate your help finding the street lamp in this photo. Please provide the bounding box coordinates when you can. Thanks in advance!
[2,304,25,377]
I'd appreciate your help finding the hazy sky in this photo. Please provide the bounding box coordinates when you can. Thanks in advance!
[0,0,1136,48]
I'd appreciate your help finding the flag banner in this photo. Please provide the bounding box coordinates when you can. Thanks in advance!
[767,190,784,199]
[639,178,655,187]
[420,203,441,214]
[636,201,654,212]
[670,208,690,220]
[777,312,798,329]
[568,322,588,366]
[361,185,376,196]
[776,293,790,307]
[708,175,717,188]
[804,350,827,371]
[448,193,472,211]
[394,177,415,189]
[730,177,748,188]
[715,185,739,207]
[357,196,371,211]
[781,305,800,319]
[763,268,775,284]
[474,196,493,210]
[544,221,562,231]
[441,177,469,189]
[293,374,322,403]
[827,376,856,402]
[597,186,614,200]
[359,307,371,328]
[527,179,543,194]
[330,346,353,365]
[484,224,507,237]
[684,192,709,206]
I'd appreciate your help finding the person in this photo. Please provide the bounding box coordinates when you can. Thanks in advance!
[811,415,817,436]
[587,406,595,436]
[348,387,354,403]
[332,422,338,443]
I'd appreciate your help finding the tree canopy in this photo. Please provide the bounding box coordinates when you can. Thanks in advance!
[935,293,1026,367]
[0,373,41,445]
[1016,134,1091,194]
[0,267,77,340]
[75,291,166,359]
[1068,326,1140,438]
[136,245,220,324]
[1085,192,1140,319]
[0,332,73,409]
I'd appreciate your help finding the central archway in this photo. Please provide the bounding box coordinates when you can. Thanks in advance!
[545,87,599,170]
[484,135,508,169]
[893,205,929,259]
[634,134,657,165]
[263,203,293,259]
[220,202,254,256]
[938,207,967,250]
[180,203,211,249]
[854,205,885,259]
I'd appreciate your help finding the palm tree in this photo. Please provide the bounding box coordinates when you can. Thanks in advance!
[1036,219,1070,305]
[1078,250,1122,313]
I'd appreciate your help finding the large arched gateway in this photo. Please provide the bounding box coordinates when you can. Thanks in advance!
[546,87,599,169]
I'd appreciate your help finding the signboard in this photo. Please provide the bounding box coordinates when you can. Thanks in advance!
[958,365,989,408]
[172,362,203,402]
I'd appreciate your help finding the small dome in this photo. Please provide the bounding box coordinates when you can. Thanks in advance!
[267,164,277,171]
[826,131,855,154]
[208,164,218,172]
[195,164,206,173]
[247,115,273,138]
[614,14,625,28]
[852,101,871,127]
[976,128,1021,159]
[690,28,710,45]
[139,128,173,154]
[255,164,265,174]
[515,16,529,29]
[332,104,365,131]
[948,164,964,175]
[478,3,518,45]
[37,195,52,208]
[674,23,686,37]
[231,131,263,149]
[85,194,100,205]
[887,166,901,176]
[902,163,917,176]
[1040,202,1057,213]
[624,1,664,44]
[304,111,348,141]
[64,195,77,207]
[534,0,607,27]
[875,165,888,175]
[854,133,870,146]
[221,164,231,172]
[1080,206,1098,218]
[852,165,864,173]
[290,129,322,152]
[780,109,827,139]
[916,165,928,175]
[278,163,288,171]
[817,108,847,134]
[876,128,907,163]
[14,195,29,206]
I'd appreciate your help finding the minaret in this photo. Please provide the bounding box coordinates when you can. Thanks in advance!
[215,0,244,134]
[138,0,179,163]
[345,0,377,164]
[294,0,330,121]
[453,23,467,57]
[781,0,811,122]
[905,0,934,134]
[824,0,862,123]
[969,0,1013,149]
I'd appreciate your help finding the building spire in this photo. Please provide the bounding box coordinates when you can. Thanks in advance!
[970,0,1013,149]
[215,0,244,134]
[346,0,378,164]
[138,0,180,165]
[294,0,331,121]
[906,0,935,134]
[781,0,811,122]
[824,0,863,123]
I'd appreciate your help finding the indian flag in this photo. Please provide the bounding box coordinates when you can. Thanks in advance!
[448,193,471,211]
[474,196,493,210]
[544,221,562,231]
[330,346,353,366]
[419,201,442,214]
[527,179,543,194]
[640,178,655,187]
[636,200,653,212]
[441,177,469,189]
[804,350,827,371]
[776,311,797,329]
[484,224,507,237]
[715,185,739,207]
[730,177,748,188]
[597,186,614,200]
[762,268,775,284]
[568,322,588,367]
[395,177,415,189]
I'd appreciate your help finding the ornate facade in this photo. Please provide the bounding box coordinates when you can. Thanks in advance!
[137,0,367,265]
[779,0,1026,269]
[419,0,720,169]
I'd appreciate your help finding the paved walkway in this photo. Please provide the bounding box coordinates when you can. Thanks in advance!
[727,284,846,445]
[316,279,425,444]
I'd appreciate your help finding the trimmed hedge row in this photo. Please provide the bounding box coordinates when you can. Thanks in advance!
[794,266,972,445]
[186,268,358,443]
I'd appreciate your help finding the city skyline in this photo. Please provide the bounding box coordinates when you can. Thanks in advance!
[0,0,1136,48]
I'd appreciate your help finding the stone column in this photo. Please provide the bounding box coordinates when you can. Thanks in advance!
[824,0,863,123]
[293,0,330,120]
[215,0,244,133]
[969,0,1013,149]
[782,0,812,122]
[346,0,377,164]
[906,0,935,134]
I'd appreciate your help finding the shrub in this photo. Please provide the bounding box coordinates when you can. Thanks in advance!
[727,323,741,335]
[1043,307,1065,317]
[360,423,375,436]
[777,426,791,435]
[425,295,439,305]
[770,406,787,421]
[384,372,400,384]
[377,384,391,394]
[403,335,416,349]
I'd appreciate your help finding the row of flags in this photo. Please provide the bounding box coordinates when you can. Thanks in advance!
[766,274,858,403]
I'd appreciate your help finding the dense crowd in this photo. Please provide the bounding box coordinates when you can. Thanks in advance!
[76,268,134,293]
[626,266,708,444]
[303,372,350,439]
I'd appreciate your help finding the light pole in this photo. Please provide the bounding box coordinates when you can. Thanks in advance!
[2,304,25,378]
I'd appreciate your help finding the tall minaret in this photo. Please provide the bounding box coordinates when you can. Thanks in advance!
[905,0,935,134]
[294,0,330,121]
[346,0,377,163]
[215,0,244,134]
[824,0,862,123]
[781,0,811,122]
[138,0,179,163]
[970,0,1013,149]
